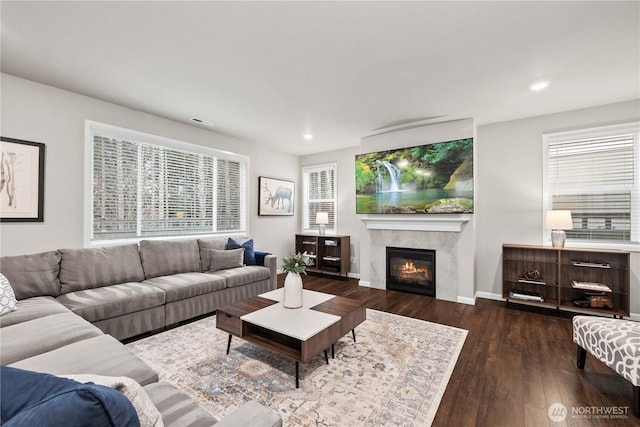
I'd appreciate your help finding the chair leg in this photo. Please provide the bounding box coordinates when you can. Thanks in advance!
[226,334,232,355]
[633,385,639,418]
[576,345,587,369]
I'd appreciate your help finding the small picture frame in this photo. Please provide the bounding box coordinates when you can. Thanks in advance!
[259,176,294,216]
[0,137,45,222]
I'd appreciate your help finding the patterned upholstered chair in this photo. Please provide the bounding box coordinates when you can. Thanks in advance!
[573,315,640,417]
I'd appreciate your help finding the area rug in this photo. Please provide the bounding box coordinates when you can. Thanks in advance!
[126,309,467,426]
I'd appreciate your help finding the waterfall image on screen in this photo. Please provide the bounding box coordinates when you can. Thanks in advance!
[355,138,473,214]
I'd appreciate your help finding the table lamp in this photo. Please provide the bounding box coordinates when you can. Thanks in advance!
[316,212,329,235]
[546,210,573,248]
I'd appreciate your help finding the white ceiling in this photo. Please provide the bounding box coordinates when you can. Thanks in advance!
[1,1,639,155]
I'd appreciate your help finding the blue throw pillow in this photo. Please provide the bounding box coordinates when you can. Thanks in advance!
[226,238,256,265]
[0,366,140,427]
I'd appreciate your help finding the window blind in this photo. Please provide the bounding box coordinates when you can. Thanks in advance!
[91,129,247,241]
[547,130,638,244]
[303,164,337,232]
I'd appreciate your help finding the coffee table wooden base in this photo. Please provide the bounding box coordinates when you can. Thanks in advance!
[225,333,330,388]
[217,290,366,388]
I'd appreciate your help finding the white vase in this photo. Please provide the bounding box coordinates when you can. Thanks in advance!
[283,272,303,308]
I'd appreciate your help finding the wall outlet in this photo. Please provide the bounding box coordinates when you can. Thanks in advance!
[350,257,356,263]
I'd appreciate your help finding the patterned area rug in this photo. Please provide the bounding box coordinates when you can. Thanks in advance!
[126,309,467,426]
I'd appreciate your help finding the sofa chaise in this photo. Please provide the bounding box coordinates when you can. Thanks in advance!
[0,236,281,426]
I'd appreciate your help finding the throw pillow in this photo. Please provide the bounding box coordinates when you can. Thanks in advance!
[0,366,140,427]
[226,238,256,265]
[209,248,244,272]
[60,374,163,427]
[0,273,17,316]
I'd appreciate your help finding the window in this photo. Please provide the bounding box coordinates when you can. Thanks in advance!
[302,163,337,233]
[543,122,640,246]
[86,122,248,243]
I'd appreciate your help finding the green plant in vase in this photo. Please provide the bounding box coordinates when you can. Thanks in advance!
[282,252,309,308]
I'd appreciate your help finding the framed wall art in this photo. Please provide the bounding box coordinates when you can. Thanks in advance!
[0,137,45,222]
[259,176,294,216]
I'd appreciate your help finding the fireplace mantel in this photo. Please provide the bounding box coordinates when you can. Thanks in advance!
[361,215,470,232]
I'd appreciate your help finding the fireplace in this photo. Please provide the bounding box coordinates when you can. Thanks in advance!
[386,247,435,297]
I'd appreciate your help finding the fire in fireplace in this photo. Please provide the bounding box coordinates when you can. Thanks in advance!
[386,247,435,297]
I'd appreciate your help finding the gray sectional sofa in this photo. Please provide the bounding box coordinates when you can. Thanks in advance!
[0,237,281,426]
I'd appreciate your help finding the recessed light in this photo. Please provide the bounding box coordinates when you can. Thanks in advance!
[304,133,313,141]
[530,81,550,91]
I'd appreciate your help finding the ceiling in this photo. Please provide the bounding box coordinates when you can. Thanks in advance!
[1,1,639,156]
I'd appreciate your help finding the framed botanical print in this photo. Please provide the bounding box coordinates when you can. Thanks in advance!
[0,137,45,222]
[258,176,294,216]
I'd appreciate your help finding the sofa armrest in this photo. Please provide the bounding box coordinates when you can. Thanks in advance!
[257,253,278,290]
[215,401,282,427]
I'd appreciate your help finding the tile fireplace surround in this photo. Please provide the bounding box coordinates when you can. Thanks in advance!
[360,215,475,304]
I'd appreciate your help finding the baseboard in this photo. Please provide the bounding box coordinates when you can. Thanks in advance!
[358,280,371,287]
[456,296,476,305]
[347,272,361,279]
[475,292,504,301]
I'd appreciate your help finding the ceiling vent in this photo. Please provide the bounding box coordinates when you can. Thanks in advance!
[190,117,215,127]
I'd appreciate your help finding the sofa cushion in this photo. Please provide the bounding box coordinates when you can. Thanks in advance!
[0,273,18,315]
[197,237,227,272]
[208,248,244,272]
[227,238,256,265]
[212,265,271,288]
[0,296,70,328]
[143,273,226,303]
[0,312,104,365]
[0,366,140,427]
[216,401,282,427]
[0,250,61,299]
[143,382,217,427]
[139,240,201,279]
[9,334,159,386]
[56,282,166,323]
[59,245,145,294]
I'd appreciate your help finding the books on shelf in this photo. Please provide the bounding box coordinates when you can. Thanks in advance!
[571,281,612,293]
[322,256,340,262]
[509,290,544,302]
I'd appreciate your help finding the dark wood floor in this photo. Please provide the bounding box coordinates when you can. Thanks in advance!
[283,274,636,427]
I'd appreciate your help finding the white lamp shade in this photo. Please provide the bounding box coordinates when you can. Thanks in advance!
[316,212,329,225]
[545,210,573,230]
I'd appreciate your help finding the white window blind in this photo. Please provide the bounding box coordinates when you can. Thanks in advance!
[544,122,639,245]
[89,123,247,242]
[302,163,337,232]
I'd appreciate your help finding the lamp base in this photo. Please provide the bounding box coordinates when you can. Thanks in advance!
[551,230,566,248]
[318,224,326,235]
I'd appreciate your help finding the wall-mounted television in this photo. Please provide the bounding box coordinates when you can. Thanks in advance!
[355,138,473,214]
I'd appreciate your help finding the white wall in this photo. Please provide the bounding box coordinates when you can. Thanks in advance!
[475,99,640,315]
[299,146,361,275]
[3,73,638,315]
[300,118,476,301]
[0,73,299,266]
